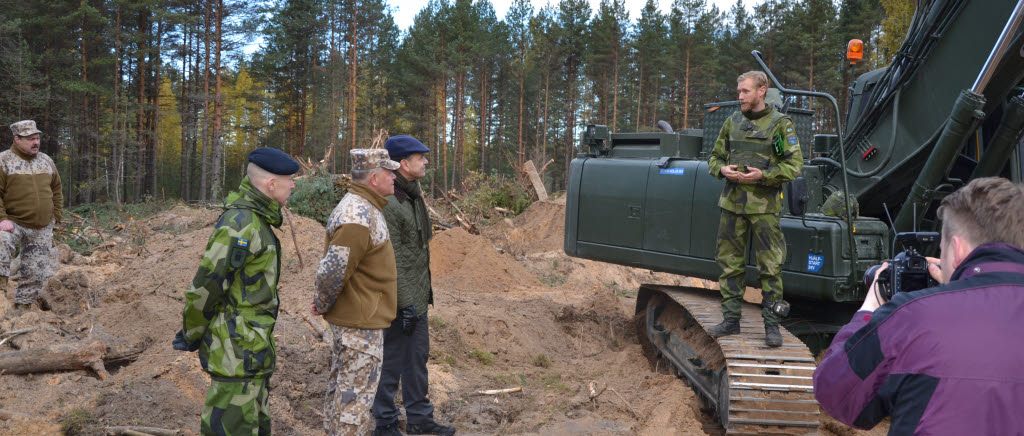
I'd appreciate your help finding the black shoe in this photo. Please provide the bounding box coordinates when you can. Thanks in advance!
[765,324,783,348]
[373,422,403,436]
[406,421,456,436]
[707,319,740,338]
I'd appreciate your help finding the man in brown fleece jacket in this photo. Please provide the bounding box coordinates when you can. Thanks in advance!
[313,148,400,436]
[1,120,62,311]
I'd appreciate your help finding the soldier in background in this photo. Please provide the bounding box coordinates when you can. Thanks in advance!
[173,147,298,435]
[0,120,62,312]
[312,149,399,436]
[706,71,803,347]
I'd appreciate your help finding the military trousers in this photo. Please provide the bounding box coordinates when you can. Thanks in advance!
[201,376,271,436]
[716,209,785,326]
[0,221,55,305]
[372,313,435,427]
[323,324,384,436]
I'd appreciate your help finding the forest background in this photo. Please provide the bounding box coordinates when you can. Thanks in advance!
[0,0,913,208]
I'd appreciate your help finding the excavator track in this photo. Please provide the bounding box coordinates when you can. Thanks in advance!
[638,284,820,435]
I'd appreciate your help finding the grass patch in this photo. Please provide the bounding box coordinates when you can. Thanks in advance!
[538,273,566,287]
[538,373,571,392]
[532,354,551,368]
[59,409,97,436]
[469,349,495,365]
[606,280,637,298]
[428,315,449,330]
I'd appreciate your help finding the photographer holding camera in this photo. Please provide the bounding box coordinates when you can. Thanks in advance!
[814,177,1024,434]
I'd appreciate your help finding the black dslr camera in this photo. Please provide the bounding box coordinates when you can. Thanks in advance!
[864,232,940,300]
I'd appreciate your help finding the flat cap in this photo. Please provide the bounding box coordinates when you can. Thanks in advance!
[10,120,41,137]
[385,135,431,161]
[351,149,400,172]
[248,147,300,175]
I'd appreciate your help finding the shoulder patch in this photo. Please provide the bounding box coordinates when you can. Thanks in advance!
[785,126,794,134]
[787,133,799,145]
[228,237,249,269]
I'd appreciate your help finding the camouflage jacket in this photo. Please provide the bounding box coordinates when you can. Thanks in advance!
[708,107,803,214]
[383,173,433,316]
[0,145,63,228]
[315,182,397,330]
[180,177,283,379]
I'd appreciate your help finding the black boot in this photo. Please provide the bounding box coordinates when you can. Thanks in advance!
[707,319,740,338]
[373,422,403,436]
[764,324,783,348]
[406,421,456,436]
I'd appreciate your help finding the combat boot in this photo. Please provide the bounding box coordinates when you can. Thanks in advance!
[765,324,783,348]
[707,319,741,338]
[373,422,403,436]
[406,421,456,436]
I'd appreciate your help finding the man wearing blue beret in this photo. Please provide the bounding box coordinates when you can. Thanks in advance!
[371,136,455,436]
[174,147,299,435]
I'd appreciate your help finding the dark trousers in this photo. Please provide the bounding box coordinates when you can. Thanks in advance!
[372,313,434,426]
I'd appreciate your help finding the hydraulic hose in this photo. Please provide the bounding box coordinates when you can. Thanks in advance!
[894,90,986,232]
[971,96,1024,178]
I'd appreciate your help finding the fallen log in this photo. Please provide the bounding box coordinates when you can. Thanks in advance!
[106,426,182,436]
[0,338,149,380]
[475,386,523,395]
[0,408,34,421]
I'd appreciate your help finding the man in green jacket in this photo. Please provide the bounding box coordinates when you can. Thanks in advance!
[706,71,803,347]
[0,120,62,311]
[371,136,455,436]
[173,147,298,436]
[313,148,399,436]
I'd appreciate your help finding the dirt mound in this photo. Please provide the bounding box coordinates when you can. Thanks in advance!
[484,200,566,256]
[430,227,540,292]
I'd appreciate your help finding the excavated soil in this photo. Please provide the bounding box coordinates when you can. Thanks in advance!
[0,200,885,435]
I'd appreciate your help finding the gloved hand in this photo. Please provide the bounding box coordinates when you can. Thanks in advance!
[399,305,418,336]
[172,329,199,352]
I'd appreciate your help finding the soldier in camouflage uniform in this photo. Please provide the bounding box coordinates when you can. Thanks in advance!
[707,71,803,347]
[173,147,299,436]
[0,120,62,312]
[312,148,399,436]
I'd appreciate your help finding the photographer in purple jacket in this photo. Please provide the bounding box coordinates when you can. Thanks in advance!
[814,177,1024,435]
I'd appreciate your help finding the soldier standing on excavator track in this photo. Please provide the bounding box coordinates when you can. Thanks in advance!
[173,147,299,435]
[707,71,803,347]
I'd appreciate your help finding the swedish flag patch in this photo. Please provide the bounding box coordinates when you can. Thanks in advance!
[237,238,249,248]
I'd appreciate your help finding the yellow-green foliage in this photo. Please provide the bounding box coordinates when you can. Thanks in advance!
[469,349,495,365]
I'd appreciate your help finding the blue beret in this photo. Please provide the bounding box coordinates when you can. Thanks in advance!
[248,148,300,175]
[385,135,430,161]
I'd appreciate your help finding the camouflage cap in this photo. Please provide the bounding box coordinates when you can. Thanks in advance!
[350,148,400,172]
[822,190,859,220]
[10,120,41,137]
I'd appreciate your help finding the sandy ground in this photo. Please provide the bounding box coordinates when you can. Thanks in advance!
[0,200,886,435]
